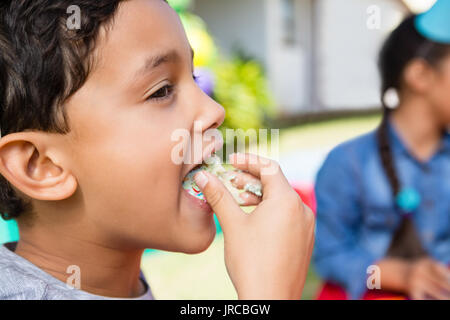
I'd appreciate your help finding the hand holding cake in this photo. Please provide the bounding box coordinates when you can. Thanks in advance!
[193,153,315,300]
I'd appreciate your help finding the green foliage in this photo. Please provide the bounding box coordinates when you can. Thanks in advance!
[213,57,276,135]
[180,13,218,67]
[169,0,277,137]
[167,0,192,13]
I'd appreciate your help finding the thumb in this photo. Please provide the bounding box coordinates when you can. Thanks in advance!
[194,171,243,231]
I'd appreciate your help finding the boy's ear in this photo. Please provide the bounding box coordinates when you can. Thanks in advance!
[0,132,77,201]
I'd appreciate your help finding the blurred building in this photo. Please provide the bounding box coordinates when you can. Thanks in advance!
[190,0,427,116]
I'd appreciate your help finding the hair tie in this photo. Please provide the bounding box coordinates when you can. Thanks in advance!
[383,88,400,109]
[396,187,421,214]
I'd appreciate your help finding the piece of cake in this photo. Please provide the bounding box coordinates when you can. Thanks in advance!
[182,154,262,205]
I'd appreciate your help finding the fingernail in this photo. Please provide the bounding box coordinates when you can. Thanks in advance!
[194,171,209,189]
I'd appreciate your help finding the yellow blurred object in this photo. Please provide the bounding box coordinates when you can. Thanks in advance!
[189,28,216,67]
[180,13,217,67]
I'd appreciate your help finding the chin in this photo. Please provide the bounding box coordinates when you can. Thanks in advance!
[179,225,217,254]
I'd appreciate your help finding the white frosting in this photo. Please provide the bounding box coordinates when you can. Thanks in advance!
[182,155,262,205]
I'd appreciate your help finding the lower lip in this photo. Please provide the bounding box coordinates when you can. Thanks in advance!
[182,189,213,214]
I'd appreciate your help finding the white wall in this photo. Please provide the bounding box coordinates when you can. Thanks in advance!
[316,0,406,110]
[266,0,314,114]
[192,0,313,115]
[191,0,408,114]
[192,0,267,64]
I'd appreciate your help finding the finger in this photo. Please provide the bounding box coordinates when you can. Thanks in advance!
[239,192,262,207]
[410,289,426,300]
[225,170,263,199]
[229,153,291,198]
[423,266,450,294]
[226,170,261,191]
[422,281,449,300]
[194,171,243,232]
[430,262,450,291]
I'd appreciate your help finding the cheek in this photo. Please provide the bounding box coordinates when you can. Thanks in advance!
[441,63,450,115]
[437,87,450,122]
[107,142,178,208]
[71,127,184,240]
[431,72,450,122]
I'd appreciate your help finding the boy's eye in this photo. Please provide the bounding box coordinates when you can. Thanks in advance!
[147,84,174,101]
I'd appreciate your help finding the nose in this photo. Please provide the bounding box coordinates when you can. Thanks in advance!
[196,90,225,132]
[192,89,226,159]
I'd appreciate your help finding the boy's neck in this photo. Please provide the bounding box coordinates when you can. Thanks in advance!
[391,98,444,162]
[13,226,146,298]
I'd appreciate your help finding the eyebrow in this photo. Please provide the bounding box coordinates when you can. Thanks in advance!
[133,47,195,81]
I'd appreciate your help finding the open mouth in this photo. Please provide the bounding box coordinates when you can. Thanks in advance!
[182,154,262,205]
[182,155,227,202]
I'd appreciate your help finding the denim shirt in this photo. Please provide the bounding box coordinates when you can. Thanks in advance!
[313,121,450,299]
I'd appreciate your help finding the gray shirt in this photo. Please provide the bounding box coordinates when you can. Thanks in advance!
[0,242,154,300]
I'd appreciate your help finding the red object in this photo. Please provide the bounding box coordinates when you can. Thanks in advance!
[317,282,407,300]
[291,183,317,214]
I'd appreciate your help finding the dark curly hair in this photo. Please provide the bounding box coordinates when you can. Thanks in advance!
[0,0,171,220]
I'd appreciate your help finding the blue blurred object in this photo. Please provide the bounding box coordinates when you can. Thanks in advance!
[396,187,421,213]
[194,67,215,97]
[0,218,19,244]
[415,0,450,44]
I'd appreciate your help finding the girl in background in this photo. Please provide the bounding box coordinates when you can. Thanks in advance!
[313,3,450,300]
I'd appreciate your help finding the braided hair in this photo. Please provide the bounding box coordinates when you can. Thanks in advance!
[377,15,450,206]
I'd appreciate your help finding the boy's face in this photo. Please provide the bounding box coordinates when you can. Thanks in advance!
[62,0,225,253]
